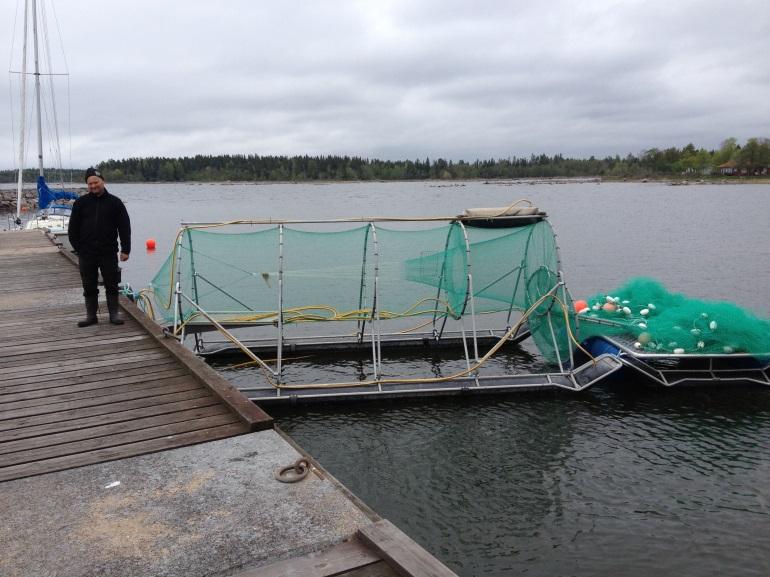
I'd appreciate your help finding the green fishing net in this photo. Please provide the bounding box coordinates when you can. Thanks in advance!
[147,219,573,363]
[576,277,770,355]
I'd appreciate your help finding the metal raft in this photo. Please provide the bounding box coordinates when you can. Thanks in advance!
[142,209,626,403]
[595,335,770,388]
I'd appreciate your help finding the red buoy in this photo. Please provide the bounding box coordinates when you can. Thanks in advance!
[573,299,588,313]
[146,238,156,250]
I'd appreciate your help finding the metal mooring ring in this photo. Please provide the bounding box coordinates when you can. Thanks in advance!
[274,458,311,483]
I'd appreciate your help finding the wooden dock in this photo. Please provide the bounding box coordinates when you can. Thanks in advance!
[0,229,459,577]
[0,229,272,482]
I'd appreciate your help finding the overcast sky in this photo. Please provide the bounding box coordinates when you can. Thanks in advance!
[3,0,770,170]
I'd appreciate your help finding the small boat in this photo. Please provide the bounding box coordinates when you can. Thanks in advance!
[460,203,544,228]
[23,176,78,233]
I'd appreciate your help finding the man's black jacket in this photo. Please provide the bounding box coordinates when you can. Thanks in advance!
[68,189,131,256]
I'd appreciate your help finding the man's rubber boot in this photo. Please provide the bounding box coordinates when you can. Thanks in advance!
[77,295,99,327]
[107,293,124,325]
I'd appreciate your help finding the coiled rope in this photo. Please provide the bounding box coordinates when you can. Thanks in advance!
[274,458,311,483]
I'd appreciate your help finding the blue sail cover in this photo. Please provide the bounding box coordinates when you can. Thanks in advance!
[37,175,78,210]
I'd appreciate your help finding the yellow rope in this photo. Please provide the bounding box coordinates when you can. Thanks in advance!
[270,289,593,390]
[165,297,461,336]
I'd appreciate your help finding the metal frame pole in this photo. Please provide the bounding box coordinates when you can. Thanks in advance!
[185,228,201,308]
[173,230,185,337]
[14,0,30,226]
[547,309,565,373]
[277,224,285,387]
[552,226,576,370]
[456,222,479,364]
[431,222,457,340]
[173,281,181,336]
[370,223,382,385]
[506,266,525,327]
[31,0,44,177]
[357,224,371,343]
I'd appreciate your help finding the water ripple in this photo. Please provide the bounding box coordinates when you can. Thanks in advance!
[275,388,770,577]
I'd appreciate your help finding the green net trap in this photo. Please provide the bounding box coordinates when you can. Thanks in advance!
[146,219,574,364]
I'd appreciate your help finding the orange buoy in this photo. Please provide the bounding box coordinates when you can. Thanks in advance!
[573,299,589,313]
[146,238,156,250]
[602,302,617,312]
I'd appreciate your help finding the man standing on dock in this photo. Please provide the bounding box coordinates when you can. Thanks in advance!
[68,167,131,327]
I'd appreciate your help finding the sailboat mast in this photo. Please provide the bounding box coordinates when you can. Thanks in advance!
[15,0,30,225]
[31,0,45,177]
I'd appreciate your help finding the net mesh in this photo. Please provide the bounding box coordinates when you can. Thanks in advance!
[577,277,770,355]
[147,219,572,363]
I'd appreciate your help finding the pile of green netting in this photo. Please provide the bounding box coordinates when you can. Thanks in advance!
[576,277,770,355]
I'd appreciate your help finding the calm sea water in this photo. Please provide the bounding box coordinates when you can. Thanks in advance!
[83,181,770,575]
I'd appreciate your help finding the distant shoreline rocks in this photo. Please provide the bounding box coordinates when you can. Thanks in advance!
[0,186,85,214]
[0,188,38,213]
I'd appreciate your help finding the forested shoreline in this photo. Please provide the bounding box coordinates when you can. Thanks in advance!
[2,138,768,183]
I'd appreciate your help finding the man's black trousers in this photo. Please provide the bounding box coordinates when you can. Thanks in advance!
[78,252,120,297]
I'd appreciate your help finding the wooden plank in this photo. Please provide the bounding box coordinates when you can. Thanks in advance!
[0,301,83,316]
[0,245,60,252]
[2,334,153,366]
[228,537,387,577]
[0,260,73,268]
[0,421,248,482]
[0,404,230,456]
[0,333,151,356]
[0,338,164,364]
[0,266,80,276]
[0,349,170,376]
[0,321,142,337]
[0,372,194,410]
[0,277,81,289]
[0,332,154,354]
[0,318,93,331]
[0,281,79,293]
[2,328,148,348]
[338,563,399,577]
[0,358,180,390]
[120,296,273,431]
[358,520,458,577]
[0,389,211,433]
[0,342,163,371]
[0,377,202,422]
[0,259,74,269]
[0,301,82,313]
[0,267,77,276]
[0,270,78,279]
[0,311,86,327]
[0,395,221,443]
[1,333,151,356]
[0,265,77,274]
[0,411,240,467]
[2,315,142,332]
[0,267,79,276]
[0,246,61,256]
[0,230,50,243]
[0,367,188,400]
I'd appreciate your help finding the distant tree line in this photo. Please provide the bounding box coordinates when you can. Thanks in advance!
[1,137,768,183]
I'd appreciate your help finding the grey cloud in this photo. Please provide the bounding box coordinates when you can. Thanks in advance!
[2,0,769,168]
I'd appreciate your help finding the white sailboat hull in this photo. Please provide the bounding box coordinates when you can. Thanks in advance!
[24,213,69,233]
